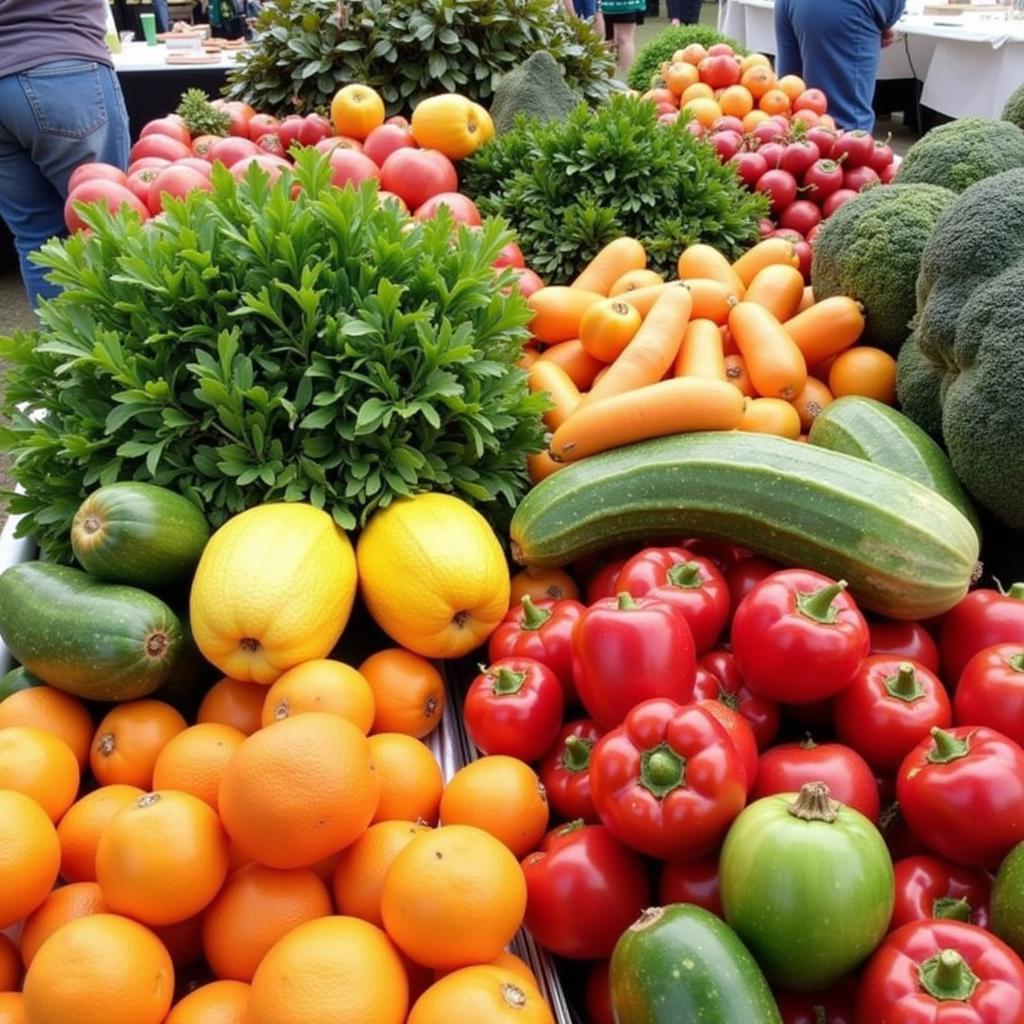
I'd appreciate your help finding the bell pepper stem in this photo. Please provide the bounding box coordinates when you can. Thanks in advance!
[918,949,980,1002]
[616,591,638,610]
[490,667,526,697]
[926,727,970,764]
[1004,582,1024,600]
[788,781,840,823]
[561,735,594,773]
[1009,653,1024,673]
[520,595,552,631]
[639,742,686,799]
[885,662,925,702]
[795,580,848,624]
[556,818,586,838]
[933,896,973,923]
[666,561,703,589]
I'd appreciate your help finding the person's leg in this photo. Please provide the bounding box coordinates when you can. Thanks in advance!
[152,0,171,32]
[773,0,804,80]
[574,0,597,19]
[614,22,637,75]
[666,0,683,25]
[678,0,702,23]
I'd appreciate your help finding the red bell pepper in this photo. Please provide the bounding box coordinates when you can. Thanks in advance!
[695,698,757,795]
[953,644,1024,748]
[538,718,605,824]
[939,583,1024,683]
[589,698,746,860]
[725,554,782,617]
[572,592,696,730]
[658,854,723,917]
[585,557,629,604]
[890,855,992,933]
[775,976,858,1024]
[869,618,941,674]
[697,648,781,749]
[856,920,1024,1023]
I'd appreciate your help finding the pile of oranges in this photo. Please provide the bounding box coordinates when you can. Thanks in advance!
[0,648,556,1024]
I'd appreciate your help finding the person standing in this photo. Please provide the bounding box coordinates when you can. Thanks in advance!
[774,0,905,132]
[152,0,171,33]
[0,0,130,306]
[599,0,646,75]
[667,0,701,25]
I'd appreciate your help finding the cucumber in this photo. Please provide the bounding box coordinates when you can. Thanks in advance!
[510,432,979,620]
[610,904,782,1024]
[71,482,210,587]
[808,396,981,537]
[0,563,183,702]
[0,667,42,701]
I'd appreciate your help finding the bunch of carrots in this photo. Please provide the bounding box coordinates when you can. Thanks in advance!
[521,236,898,480]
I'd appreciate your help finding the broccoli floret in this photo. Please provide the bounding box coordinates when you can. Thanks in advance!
[896,331,946,439]
[810,184,955,352]
[1003,82,1024,130]
[490,52,580,136]
[896,117,1024,193]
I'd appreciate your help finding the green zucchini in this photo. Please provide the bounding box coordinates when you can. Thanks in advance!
[808,396,981,537]
[0,563,183,702]
[510,432,979,620]
[71,482,211,587]
[610,904,782,1024]
[0,667,42,701]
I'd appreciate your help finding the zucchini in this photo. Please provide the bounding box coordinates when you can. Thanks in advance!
[808,396,981,537]
[510,432,979,620]
[0,563,183,702]
[71,482,210,588]
[0,667,42,701]
[610,904,782,1024]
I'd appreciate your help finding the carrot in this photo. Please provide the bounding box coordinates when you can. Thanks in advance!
[550,377,745,462]
[724,354,755,397]
[528,286,605,344]
[739,397,802,439]
[617,283,667,319]
[609,268,664,296]
[572,237,647,296]
[528,360,582,431]
[585,284,694,404]
[674,319,726,380]
[797,285,815,313]
[580,298,643,363]
[743,264,806,322]
[783,296,866,366]
[790,377,834,433]
[678,278,738,325]
[677,243,745,297]
[731,238,801,288]
[527,451,564,484]
[728,301,807,401]
[536,339,605,390]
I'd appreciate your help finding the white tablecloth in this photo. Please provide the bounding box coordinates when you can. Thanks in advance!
[112,40,244,73]
[718,0,1024,118]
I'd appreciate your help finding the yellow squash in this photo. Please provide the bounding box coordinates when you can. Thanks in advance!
[190,503,357,685]
[410,94,493,160]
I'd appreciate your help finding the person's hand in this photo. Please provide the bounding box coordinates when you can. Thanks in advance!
[881,26,898,48]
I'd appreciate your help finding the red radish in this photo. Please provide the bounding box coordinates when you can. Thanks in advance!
[712,130,743,161]
[803,158,844,201]
[769,114,791,130]
[510,267,545,297]
[805,126,838,160]
[759,217,776,238]
[780,140,821,178]
[277,115,305,151]
[297,114,333,147]
[755,169,798,214]
[699,55,742,89]
[656,102,678,117]
[833,130,875,167]
[363,124,417,167]
[843,164,881,192]
[867,140,895,173]
[778,199,822,236]
[658,112,680,125]
[880,163,898,184]
[730,151,768,188]
[752,121,787,146]
[247,114,280,142]
[328,148,381,189]
[823,188,858,217]
[712,115,745,135]
[757,142,786,170]
[684,120,706,139]
[793,88,828,116]
[806,223,821,244]
[772,229,812,280]
[494,241,526,269]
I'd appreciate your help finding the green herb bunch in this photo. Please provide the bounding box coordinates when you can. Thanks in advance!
[462,95,769,283]
[225,0,615,118]
[176,88,231,138]
[627,25,748,92]
[0,152,547,562]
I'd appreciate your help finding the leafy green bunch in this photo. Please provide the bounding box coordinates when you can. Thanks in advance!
[0,153,547,561]
[462,95,768,282]
[626,24,748,92]
[225,0,615,118]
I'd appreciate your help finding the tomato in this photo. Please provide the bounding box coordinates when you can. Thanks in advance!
[658,855,723,917]
[954,644,1024,746]
[253,134,283,157]
[803,158,844,200]
[493,241,526,270]
[247,113,279,141]
[586,557,628,605]
[897,726,1024,868]
[939,584,1024,683]
[891,855,992,932]
[538,719,604,823]
[793,88,829,117]
[140,117,191,147]
[572,594,696,730]
[696,699,757,795]
[126,166,161,203]
[67,162,128,193]
[297,113,335,147]
[721,782,895,992]
[145,165,211,215]
[731,570,870,703]
[276,115,306,151]
[589,699,747,860]
[380,148,458,211]
[127,156,171,175]
[189,135,220,159]
[174,157,213,178]
[64,179,149,232]
[585,961,615,1024]
[615,548,730,653]
[207,136,261,168]
[522,821,651,959]
[697,648,781,749]
[780,140,821,178]
[231,155,289,183]
[130,134,191,164]
[869,619,941,674]
[774,977,858,1024]
[463,657,564,763]
[363,123,417,168]
[833,656,952,774]
[509,266,545,298]
[327,148,380,190]
[413,192,482,227]
[753,739,881,822]
[725,555,782,617]
[213,100,254,138]
[316,135,363,155]
[856,920,1024,1023]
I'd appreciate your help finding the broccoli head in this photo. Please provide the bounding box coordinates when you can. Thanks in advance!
[1003,82,1024,130]
[896,332,946,439]
[490,52,580,136]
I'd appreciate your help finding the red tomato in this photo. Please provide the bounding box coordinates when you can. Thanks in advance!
[130,134,191,164]
[380,148,458,211]
[954,644,1024,746]
[869,619,941,674]
[316,135,363,155]
[276,115,306,151]
[521,822,651,959]
[247,113,279,141]
[803,158,844,200]
[64,179,149,232]
[126,166,161,203]
[256,134,285,157]
[140,117,191,147]
[695,699,757,794]
[699,54,742,89]
[493,241,526,270]
[616,548,730,653]
[890,855,992,933]
[463,657,564,763]
[939,584,1024,683]
[207,136,261,168]
[586,557,628,605]
[327,148,381,190]
[538,719,605,824]
[584,961,615,1024]
[298,113,333,147]
[146,165,211,215]
[174,157,213,178]
[376,190,409,213]
[414,192,482,227]
[589,699,747,859]
[363,123,417,168]
[833,656,952,774]
[696,648,781,749]
[753,740,881,821]
[67,162,128,193]
[128,156,171,175]
[879,794,930,861]
[230,155,290,184]
[190,135,220,159]
[775,976,858,1024]
[793,88,829,117]
[572,594,696,730]
[214,100,254,138]
[731,570,870,703]
[725,556,782,617]
[658,855,723,917]
[897,726,1024,867]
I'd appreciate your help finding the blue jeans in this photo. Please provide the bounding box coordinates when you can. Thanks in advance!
[573,0,597,17]
[152,0,171,33]
[0,61,130,307]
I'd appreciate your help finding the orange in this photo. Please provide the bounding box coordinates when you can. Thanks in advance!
[359,648,446,738]
[332,819,430,927]
[0,993,24,1024]
[0,726,79,822]
[508,566,580,605]
[759,88,792,115]
[680,82,715,105]
[740,52,772,74]
[742,109,771,132]
[663,60,699,97]
[165,980,249,1024]
[246,916,408,1024]
[152,723,245,811]
[201,863,332,982]
[197,677,265,735]
[330,84,385,141]
[828,346,898,405]
[439,756,549,858]
[259,659,375,733]
[0,789,60,928]
[56,784,144,883]
[719,85,754,119]
[436,950,539,987]
[380,824,527,970]
[90,699,187,789]
[777,73,807,102]
[96,790,230,925]
[0,686,93,769]
[740,64,776,99]
[368,733,444,824]
[19,882,108,968]
[682,98,722,128]
[676,43,707,65]
[218,712,380,869]
[152,914,205,968]
[22,913,173,1024]
[408,966,554,1024]
[0,934,19,991]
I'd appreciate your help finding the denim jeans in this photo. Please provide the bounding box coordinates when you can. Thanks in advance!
[152,0,171,33]
[0,60,130,307]
[573,0,598,18]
